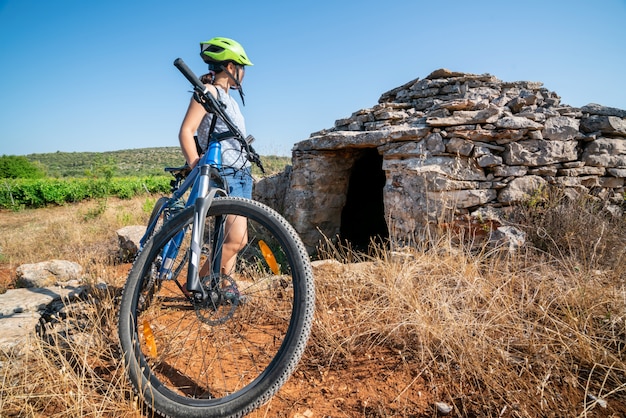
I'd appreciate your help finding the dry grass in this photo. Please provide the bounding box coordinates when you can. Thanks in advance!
[1,193,625,417]
[0,289,140,417]
[0,197,153,276]
[0,198,154,417]
[309,243,626,416]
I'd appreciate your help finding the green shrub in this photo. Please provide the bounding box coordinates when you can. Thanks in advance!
[0,177,170,209]
[0,155,46,179]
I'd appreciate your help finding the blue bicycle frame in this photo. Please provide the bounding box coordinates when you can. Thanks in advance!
[140,148,228,301]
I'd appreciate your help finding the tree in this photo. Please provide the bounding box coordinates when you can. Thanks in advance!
[0,155,46,179]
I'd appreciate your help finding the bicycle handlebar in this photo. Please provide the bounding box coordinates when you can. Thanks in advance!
[173,58,207,95]
[174,58,265,174]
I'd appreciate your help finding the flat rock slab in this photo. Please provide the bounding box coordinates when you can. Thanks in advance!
[0,312,41,351]
[0,286,85,317]
[0,286,85,351]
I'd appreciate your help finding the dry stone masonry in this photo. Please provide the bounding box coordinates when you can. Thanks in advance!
[257,69,626,252]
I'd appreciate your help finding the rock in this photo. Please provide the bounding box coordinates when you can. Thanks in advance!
[582,138,626,167]
[427,105,500,127]
[489,226,526,252]
[608,168,626,177]
[0,286,85,317]
[0,284,85,351]
[492,165,528,177]
[293,409,314,418]
[117,225,146,262]
[542,116,580,141]
[383,156,487,182]
[0,312,41,351]
[428,189,497,209]
[445,137,474,156]
[580,115,626,137]
[503,140,578,166]
[557,166,606,177]
[581,103,626,118]
[424,132,446,154]
[587,394,608,409]
[435,401,453,415]
[498,176,548,204]
[475,150,503,168]
[253,166,292,214]
[426,68,468,79]
[495,115,543,130]
[16,260,83,288]
[605,204,623,218]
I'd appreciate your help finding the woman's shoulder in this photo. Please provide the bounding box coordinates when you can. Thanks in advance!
[204,84,219,99]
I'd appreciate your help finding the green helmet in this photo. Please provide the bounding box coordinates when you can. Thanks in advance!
[200,37,253,66]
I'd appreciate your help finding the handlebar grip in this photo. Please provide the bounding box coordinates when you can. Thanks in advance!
[174,58,207,93]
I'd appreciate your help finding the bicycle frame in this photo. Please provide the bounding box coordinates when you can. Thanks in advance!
[150,154,228,302]
[139,154,220,248]
[139,167,197,250]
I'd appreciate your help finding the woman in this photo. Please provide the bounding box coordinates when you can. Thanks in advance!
[178,36,254,275]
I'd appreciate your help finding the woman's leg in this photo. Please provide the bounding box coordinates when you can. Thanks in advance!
[221,214,248,274]
[197,213,247,278]
[220,167,252,274]
[199,167,252,277]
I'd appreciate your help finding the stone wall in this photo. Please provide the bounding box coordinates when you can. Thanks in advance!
[255,69,626,252]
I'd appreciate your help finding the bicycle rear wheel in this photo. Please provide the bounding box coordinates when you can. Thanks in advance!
[144,196,169,239]
[119,197,315,417]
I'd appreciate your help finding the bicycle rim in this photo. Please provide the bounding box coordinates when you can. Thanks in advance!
[119,197,315,417]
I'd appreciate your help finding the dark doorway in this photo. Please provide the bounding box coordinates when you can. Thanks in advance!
[340,148,389,251]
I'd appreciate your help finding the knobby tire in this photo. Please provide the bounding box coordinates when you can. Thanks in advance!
[118,197,315,417]
[145,196,170,240]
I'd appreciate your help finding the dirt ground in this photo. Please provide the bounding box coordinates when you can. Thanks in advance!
[0,262,434,418]
[0,202,436,417]
[3,201,625,418]
[252,355,434,417]
[0,266,12,291]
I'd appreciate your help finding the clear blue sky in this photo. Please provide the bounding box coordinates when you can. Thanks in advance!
[1,0,625,157]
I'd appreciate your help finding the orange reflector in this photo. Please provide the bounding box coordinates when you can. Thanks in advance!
[142,320,158,357]
[258,240,280,275]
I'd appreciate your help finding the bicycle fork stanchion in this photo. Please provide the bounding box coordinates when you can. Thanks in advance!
[186,164,226,302]
[211,215,225,279]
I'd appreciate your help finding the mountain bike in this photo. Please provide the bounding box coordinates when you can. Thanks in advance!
[118,58,315,418]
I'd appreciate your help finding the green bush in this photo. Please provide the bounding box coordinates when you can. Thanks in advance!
[0,155,46,179]
[0,177,170,209]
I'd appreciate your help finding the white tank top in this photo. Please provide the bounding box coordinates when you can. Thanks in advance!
[196,87,250,170]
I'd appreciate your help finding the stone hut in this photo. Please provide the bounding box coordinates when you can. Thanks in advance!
[254,69,626,252]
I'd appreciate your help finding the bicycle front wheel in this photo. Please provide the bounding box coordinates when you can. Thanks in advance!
[119,197,315,417]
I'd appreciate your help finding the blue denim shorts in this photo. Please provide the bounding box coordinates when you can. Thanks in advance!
[219,167,253,199]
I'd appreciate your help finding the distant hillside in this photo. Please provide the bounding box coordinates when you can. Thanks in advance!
[25,147,290,178]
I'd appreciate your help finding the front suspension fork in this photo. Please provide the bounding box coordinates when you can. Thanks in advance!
[186,166,227,302]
